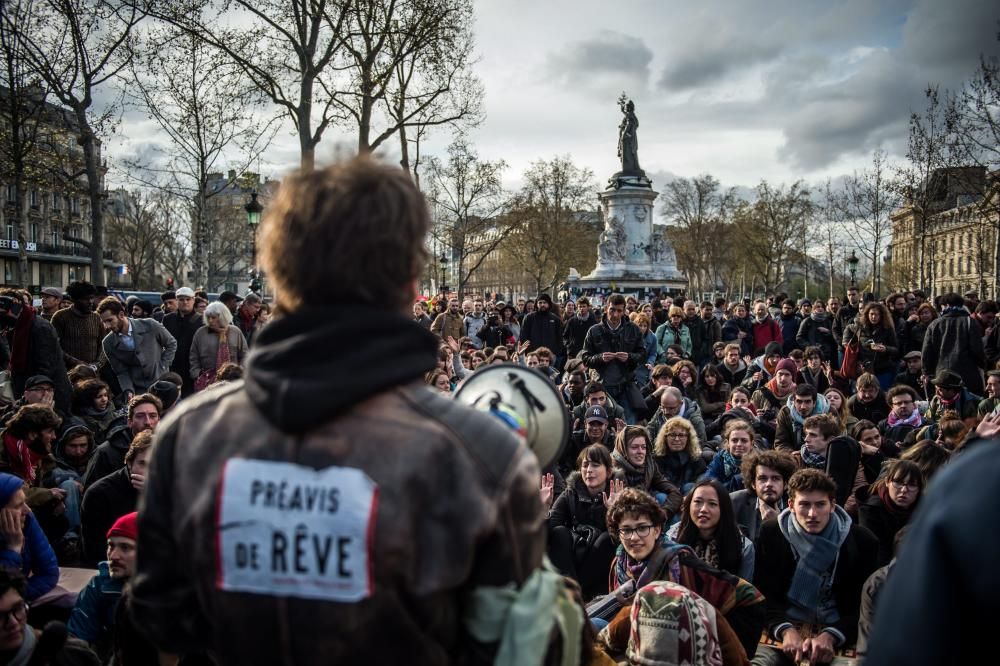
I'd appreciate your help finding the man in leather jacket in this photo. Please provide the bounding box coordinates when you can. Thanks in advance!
[582,294,646,424]
[132,157,547,665]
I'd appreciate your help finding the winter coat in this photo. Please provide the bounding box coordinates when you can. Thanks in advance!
[751,317,783,356]
[721,317,753,357]
[80,467,137,568]
[705,451,746,492]
[0,474,58,601]
[859,493,914,568]
[832,304,859,345]
[796,314,837,362]
[653,451,707,491]
[683,315,705,364]
[646,397,707,444]
[754,517,879,647]
[430,311,465,340]
[162,310,204,395]
[463,313,486,348]
[102,318,178,395]
[777,314,801,355]
[547,472,609,532]
[774,394,831,452]
[899,319,930,355]
[67,560,124,659]
[921,309,986,395]
[847,393,889,425]
[654,322,692,361]
[844,322,899,375]
[82,425,132,489]
[131,305,544,665]
[716,360,748,387]
[581,318,645,389]
[7,314,73,415]
[610,455,683,518]
[519,310,565,355]
[189,325,249,380]
[562,313,597,359]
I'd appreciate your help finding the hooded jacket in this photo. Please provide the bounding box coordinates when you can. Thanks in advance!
[774,394,830,452]
[82,425,133,489]
[131,305,545,665]
[52,418,95,478]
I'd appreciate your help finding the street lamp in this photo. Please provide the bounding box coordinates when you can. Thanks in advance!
[847,250,860,287]
[439,251,448,293]
[245,191,263,293]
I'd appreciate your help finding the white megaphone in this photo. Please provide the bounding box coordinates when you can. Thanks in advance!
[453,365,569,469]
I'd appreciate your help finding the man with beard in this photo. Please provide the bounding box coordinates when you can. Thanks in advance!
[877,386,923,457]
[832,287,862,349]
[752,301,783,357]
[682,300,706,365]
[751,358,797,425]
[774,384,830,452]
[519,294,564,360]
[51,281,104,372]
[730,450,796,543]
[430,296,465,341]
[82,394,160,488]
[582,294,646,423]
[68,511,138,660]
[162,287,203,398]
[777,300,801,356]
[463,298,487,349]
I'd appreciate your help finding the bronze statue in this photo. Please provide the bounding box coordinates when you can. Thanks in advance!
[618,93,640,174]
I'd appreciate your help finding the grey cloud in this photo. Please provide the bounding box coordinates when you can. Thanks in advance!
[545,30,652,93]
[659,36,782,91]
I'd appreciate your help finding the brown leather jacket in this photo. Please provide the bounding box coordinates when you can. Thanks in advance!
[131,381,545,665]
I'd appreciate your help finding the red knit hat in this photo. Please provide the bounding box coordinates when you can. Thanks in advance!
[775,358,798,376]
[107,512,138,541]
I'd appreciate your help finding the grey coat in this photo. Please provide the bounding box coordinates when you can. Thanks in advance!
[102,318,177,395]
[730,489,785,544]
[189,326,248,379]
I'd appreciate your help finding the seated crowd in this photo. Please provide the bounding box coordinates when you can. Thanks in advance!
[423,287,992,664]
[0,280,991,664]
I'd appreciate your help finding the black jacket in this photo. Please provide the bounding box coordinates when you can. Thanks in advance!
[547,472,609,532]
[81,467,138,567]
[922,309,986,395]
[581,318,645,389]
[796,315,837,362]
[6,314,73,415]
[755,518,878,647]
[653,451,706,490]
[858,493,914,567]
[162,311,204,395]
[82,426,133,489]
[519,310,564,355]
[563,314,597,359]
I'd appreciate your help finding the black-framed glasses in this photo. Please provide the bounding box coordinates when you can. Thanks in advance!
[0,601,27,626]
[618,524,654,539]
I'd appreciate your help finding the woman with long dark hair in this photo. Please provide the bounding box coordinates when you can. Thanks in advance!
[860,459,923,566]
[668,478,755,581]
[844,301,899,391]
[696,363,731,419]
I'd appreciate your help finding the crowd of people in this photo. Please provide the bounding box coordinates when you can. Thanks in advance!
[0,154,989,665]
[415,284,996,664]
[0,283,269,663]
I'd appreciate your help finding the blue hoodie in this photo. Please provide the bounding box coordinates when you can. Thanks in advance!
[0,473,59,601]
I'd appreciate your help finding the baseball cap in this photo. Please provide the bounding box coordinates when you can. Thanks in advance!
[585,405,609,423]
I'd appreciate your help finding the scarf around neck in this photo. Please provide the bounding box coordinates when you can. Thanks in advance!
[766,376,794,399]
[887,409,922,428]
[799,444,827,469]
[716,449,742,481]
[2,432,41,484]
[777,504,852,614]
[612,449,653,490]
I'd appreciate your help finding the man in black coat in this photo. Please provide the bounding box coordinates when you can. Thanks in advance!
[0,291,72,416]
[161,287,203,398]
[519,294,564,358]
[922,291,986,395]
[581,295,646,424]
[832,286,861,348]
[80,431,151,567]
[83,394,160,488]
[754,469,878,665]
[562,297,597,360]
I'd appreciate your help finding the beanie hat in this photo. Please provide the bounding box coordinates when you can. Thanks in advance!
[150,380,180,411]
[775,358,798,376]
[107,512,139,541]
[536,294,553,306]
[763,342,782,358]
[0,473,24,507]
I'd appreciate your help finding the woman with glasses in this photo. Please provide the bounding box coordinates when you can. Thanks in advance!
[595,487,765,660]
[667,478,755,581]
[610,426,682,520]
[546,444,623,601]
[652,416,706,496]
[860,460,924,566]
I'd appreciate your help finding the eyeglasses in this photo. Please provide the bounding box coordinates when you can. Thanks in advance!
[890,479,919,491]
[666,432,688,439]
[618,524,654,539]
[0,601,26,626]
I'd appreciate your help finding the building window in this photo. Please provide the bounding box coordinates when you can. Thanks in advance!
[5,185,14,202]
[5,224,13,242]
[70,197,80,215]
[29,190,39,208]
[30,223,38,243]
[52,193,61,211]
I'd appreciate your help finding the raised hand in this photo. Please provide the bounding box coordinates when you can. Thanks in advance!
[445,336,461,353]
[603,478,625,507]
[539,473,555,509]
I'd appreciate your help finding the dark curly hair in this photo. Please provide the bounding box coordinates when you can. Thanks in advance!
[606,487,666,537]
[740,449,797,497]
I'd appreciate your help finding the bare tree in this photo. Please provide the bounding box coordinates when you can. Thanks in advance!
[104,188,171,288]
[425,138,509,297]
[733,180,814,295]
[0,0,52,285]
[506,156,597,295]
[13,0,145,285]
[123,25,277,287]
[838,149,899,298]
[149,0,351,171]
[336,0,482,163]
[947,54,1000,169]
[659,174,737,297]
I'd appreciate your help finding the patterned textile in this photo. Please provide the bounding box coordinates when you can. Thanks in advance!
[628,581,723,666]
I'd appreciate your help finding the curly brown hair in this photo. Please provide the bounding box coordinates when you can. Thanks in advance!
[787,468,837,501]
[740,449,797,496]
[606,487,666,536]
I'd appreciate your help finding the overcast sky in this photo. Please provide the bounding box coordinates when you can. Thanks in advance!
[108,0,997,197]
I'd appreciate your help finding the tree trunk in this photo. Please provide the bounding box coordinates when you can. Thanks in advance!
[76,113,104,285]
[14,178,29,287]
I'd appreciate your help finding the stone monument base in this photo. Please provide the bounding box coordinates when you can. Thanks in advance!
[565,273,688,301]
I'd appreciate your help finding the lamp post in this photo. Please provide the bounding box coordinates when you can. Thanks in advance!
[244,191,263,293]
[847,250,860,287]
[439,251,448,293]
